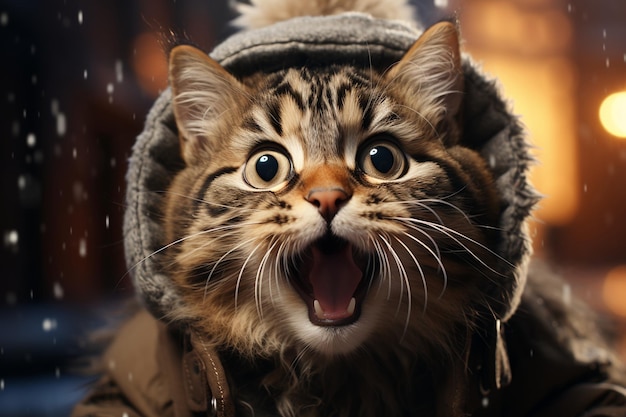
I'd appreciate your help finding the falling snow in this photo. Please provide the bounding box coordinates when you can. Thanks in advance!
[4,230,19,248]
[78,10,83,25]
[0,12,8,26]
[53,282,64,300]
[42,318,58,332]
[51,99,67,136]
[107,82,115,103]
[434,0,448,8]
[79,238,87,258]
[115,60,124,83]
[56,112,67,136]
[26,133,36,147]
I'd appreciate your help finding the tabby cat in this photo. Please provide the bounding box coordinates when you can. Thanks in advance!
[162,18,503,417]
[67,1,626,416]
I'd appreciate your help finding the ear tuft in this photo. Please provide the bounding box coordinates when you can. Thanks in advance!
[386,21,464,131]
[169,45,248,165]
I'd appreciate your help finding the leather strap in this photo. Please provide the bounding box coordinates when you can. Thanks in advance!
[182,330,236,417]
[475,318,512,393]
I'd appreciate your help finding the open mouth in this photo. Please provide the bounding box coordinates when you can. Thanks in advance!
[290,233,373,327]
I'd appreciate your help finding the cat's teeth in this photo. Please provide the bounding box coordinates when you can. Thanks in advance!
[314,300,324,317]
[347,297,356,315]
[313,298,356,318]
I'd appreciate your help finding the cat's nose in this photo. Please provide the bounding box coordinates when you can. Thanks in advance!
[306,188,351,222]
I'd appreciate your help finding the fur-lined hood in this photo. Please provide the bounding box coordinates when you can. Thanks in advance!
[124,11,537,327]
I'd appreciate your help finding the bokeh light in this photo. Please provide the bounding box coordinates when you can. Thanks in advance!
[600,91,626,139]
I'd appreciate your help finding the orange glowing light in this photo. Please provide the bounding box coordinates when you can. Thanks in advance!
[599,91,626,138]
[132,32,168,98]
[602,265,626,318]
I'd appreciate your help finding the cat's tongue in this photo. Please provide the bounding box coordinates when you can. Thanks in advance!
[308,244,362,321]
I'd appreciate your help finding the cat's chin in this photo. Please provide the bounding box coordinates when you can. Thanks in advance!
[283,295,382,356]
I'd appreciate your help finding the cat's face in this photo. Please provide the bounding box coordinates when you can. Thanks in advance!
[163,22,500,357]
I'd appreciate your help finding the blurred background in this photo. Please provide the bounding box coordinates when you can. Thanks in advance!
[0,0,625,415]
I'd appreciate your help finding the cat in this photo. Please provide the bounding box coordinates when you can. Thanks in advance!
[162,12,509,417]
[72,1,626,416]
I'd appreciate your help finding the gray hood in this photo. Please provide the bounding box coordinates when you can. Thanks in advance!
[123,13,538,329]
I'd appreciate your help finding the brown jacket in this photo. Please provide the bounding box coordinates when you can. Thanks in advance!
[72,309,233,417]
[72,304,626,417]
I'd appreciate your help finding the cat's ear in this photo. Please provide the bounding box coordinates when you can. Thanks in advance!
[169,45,249,165]
[385,21,463,124]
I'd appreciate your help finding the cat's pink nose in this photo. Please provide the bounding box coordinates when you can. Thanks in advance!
[306,188,351,222]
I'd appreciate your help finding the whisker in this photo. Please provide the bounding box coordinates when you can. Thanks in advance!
[160,190,265,213]
[234,242,263,310]
[124,222,256,283]
[395,199,444,225]
[394,216,512,275]
[399,230,448,298]
[393,236,427,314]
[379,234,412,340]
[417,198,471,223]
[256,238,280,317]
[204,236,258,301]
[273,240,288,300]
[371,237,391,299]
[176,225,251,264]
[204,234,254,300]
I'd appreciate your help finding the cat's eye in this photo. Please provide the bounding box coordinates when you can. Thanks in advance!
[357,138,407,180]
[244,148,292,189]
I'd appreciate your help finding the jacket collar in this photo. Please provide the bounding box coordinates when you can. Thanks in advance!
[157,319,509,417]
[157,320,236,417]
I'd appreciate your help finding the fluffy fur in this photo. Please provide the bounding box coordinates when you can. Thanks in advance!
[161,13,509,415]
[233,0,415,29]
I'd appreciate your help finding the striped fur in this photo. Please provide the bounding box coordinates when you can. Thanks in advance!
[163,22,502,417]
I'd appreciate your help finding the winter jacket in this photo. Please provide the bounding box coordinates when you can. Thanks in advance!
[72,10,626,417]
[72,287,626,417]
